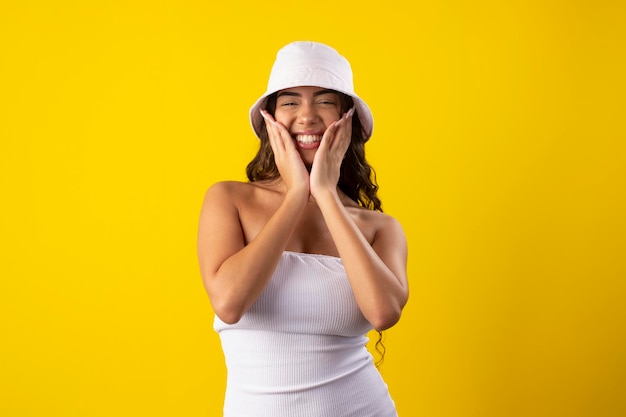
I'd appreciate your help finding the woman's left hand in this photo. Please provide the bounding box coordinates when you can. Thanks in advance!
[309,107,355,199]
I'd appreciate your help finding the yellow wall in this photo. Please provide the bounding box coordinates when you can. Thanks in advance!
[2,1,625,416]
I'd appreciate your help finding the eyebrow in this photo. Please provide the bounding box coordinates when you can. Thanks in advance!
[276,89,337,98]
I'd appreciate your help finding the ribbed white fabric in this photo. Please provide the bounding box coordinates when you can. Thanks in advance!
[214,251,398,417]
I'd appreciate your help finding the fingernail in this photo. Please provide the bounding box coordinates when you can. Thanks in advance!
[348,107,355,117]
[260,109,267,118]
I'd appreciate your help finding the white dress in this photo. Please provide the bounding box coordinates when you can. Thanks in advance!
[214,251,398,417]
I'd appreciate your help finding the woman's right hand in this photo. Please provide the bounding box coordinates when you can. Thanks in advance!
[260,110,310,194]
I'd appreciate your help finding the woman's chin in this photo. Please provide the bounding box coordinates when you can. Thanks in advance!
[297,149,317,168]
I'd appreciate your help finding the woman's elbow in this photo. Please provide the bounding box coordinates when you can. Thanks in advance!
[212,300,245,325]
[215,312,243,325]
[368,307,403,331]
[206,288,247,325]
[370,293,408,330]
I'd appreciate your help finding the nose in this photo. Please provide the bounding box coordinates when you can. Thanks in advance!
[296,102,319,124]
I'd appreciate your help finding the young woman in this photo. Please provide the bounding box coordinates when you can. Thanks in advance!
[198,41,408,417]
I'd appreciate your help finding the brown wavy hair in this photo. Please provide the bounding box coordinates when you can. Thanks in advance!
[246,91,382,212]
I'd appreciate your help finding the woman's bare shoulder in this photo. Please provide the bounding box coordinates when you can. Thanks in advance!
[343,203,405,246]
[205,180,250,196]
[203,180,281,205]
[347,204,400,226]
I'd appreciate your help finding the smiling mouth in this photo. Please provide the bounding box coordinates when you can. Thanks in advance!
[295,134,323,144]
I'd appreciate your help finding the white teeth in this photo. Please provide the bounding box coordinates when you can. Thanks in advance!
[296,134,322,144]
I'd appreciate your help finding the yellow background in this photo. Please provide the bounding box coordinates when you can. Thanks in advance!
[1,1,625,416]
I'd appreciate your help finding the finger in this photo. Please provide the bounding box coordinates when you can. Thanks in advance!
[321,119,340,147]
[323,112,349,151]
[274,120,297,152]
[261,109,296,153]
[261,110,284,153]
[336,107,354,151]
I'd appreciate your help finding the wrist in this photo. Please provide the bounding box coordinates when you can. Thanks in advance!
[284,185,309,205]
[312,188,341,209]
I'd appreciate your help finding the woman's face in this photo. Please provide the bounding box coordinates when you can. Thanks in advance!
[273,86,342,165]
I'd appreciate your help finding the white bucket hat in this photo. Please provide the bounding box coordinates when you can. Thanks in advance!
[249,41,374,141]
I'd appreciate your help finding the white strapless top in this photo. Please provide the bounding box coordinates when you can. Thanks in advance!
[214,251,398,417]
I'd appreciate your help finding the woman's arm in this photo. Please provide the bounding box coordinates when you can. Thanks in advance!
[310,110,408,330]
[197,181,308,324]
[198,111,309,323]
[199,110,312,324]
[316,192,409,330]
